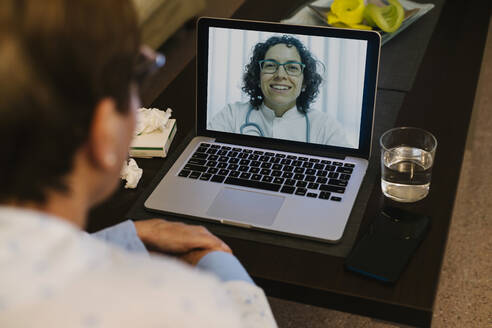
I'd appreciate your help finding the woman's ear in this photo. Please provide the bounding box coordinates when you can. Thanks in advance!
[87,98,120,170]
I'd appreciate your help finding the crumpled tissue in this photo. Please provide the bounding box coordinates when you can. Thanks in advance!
[120,158,143,189]
[135,107,172,135]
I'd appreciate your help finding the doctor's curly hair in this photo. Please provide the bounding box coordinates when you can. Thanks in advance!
[242,35,323,113]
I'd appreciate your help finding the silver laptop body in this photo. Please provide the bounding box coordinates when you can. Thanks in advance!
[145,18,381,243]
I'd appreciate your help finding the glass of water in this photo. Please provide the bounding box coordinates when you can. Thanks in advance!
[380,127,437,203]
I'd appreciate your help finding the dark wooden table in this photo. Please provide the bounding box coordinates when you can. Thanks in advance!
[88,0,491,326]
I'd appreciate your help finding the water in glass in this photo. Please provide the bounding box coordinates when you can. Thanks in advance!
[381,146,433,202]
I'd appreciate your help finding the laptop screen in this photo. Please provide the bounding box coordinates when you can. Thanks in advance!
[197,19,380,159]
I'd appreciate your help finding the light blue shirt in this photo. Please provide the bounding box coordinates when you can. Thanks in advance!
[0,206,277,327]
[92,220,254,284]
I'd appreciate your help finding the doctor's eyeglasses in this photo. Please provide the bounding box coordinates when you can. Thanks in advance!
[133,45,166,86]
[259,59,305,77]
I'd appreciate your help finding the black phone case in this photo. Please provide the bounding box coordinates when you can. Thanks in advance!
[345,206,430,283]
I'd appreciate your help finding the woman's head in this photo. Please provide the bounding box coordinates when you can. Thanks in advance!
[0,0,140,204]
[242,35,323,114]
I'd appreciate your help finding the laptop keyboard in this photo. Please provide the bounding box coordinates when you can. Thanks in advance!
[177,143,355,201]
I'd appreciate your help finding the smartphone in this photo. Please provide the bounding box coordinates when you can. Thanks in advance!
[345,206,430,283]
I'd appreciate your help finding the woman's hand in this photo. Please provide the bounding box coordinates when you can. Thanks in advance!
[133,219,231,265]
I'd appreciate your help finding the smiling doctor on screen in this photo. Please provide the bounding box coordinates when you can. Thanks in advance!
[209,35,350,147]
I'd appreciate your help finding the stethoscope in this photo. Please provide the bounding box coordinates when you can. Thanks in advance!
[239,107,311,143]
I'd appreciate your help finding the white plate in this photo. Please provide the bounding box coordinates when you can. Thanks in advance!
[282,0,435,45]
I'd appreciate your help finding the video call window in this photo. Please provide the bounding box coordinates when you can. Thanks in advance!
[206,27,368,149]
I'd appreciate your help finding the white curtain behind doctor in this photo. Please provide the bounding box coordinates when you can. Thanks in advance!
[207,28,367,148]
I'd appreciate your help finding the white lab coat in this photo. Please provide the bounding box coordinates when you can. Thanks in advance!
[208,101,351,147]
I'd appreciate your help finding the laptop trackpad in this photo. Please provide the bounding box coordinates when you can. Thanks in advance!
[206,187,284,227]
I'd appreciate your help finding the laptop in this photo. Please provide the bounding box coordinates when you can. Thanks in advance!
[145,18,381,243]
